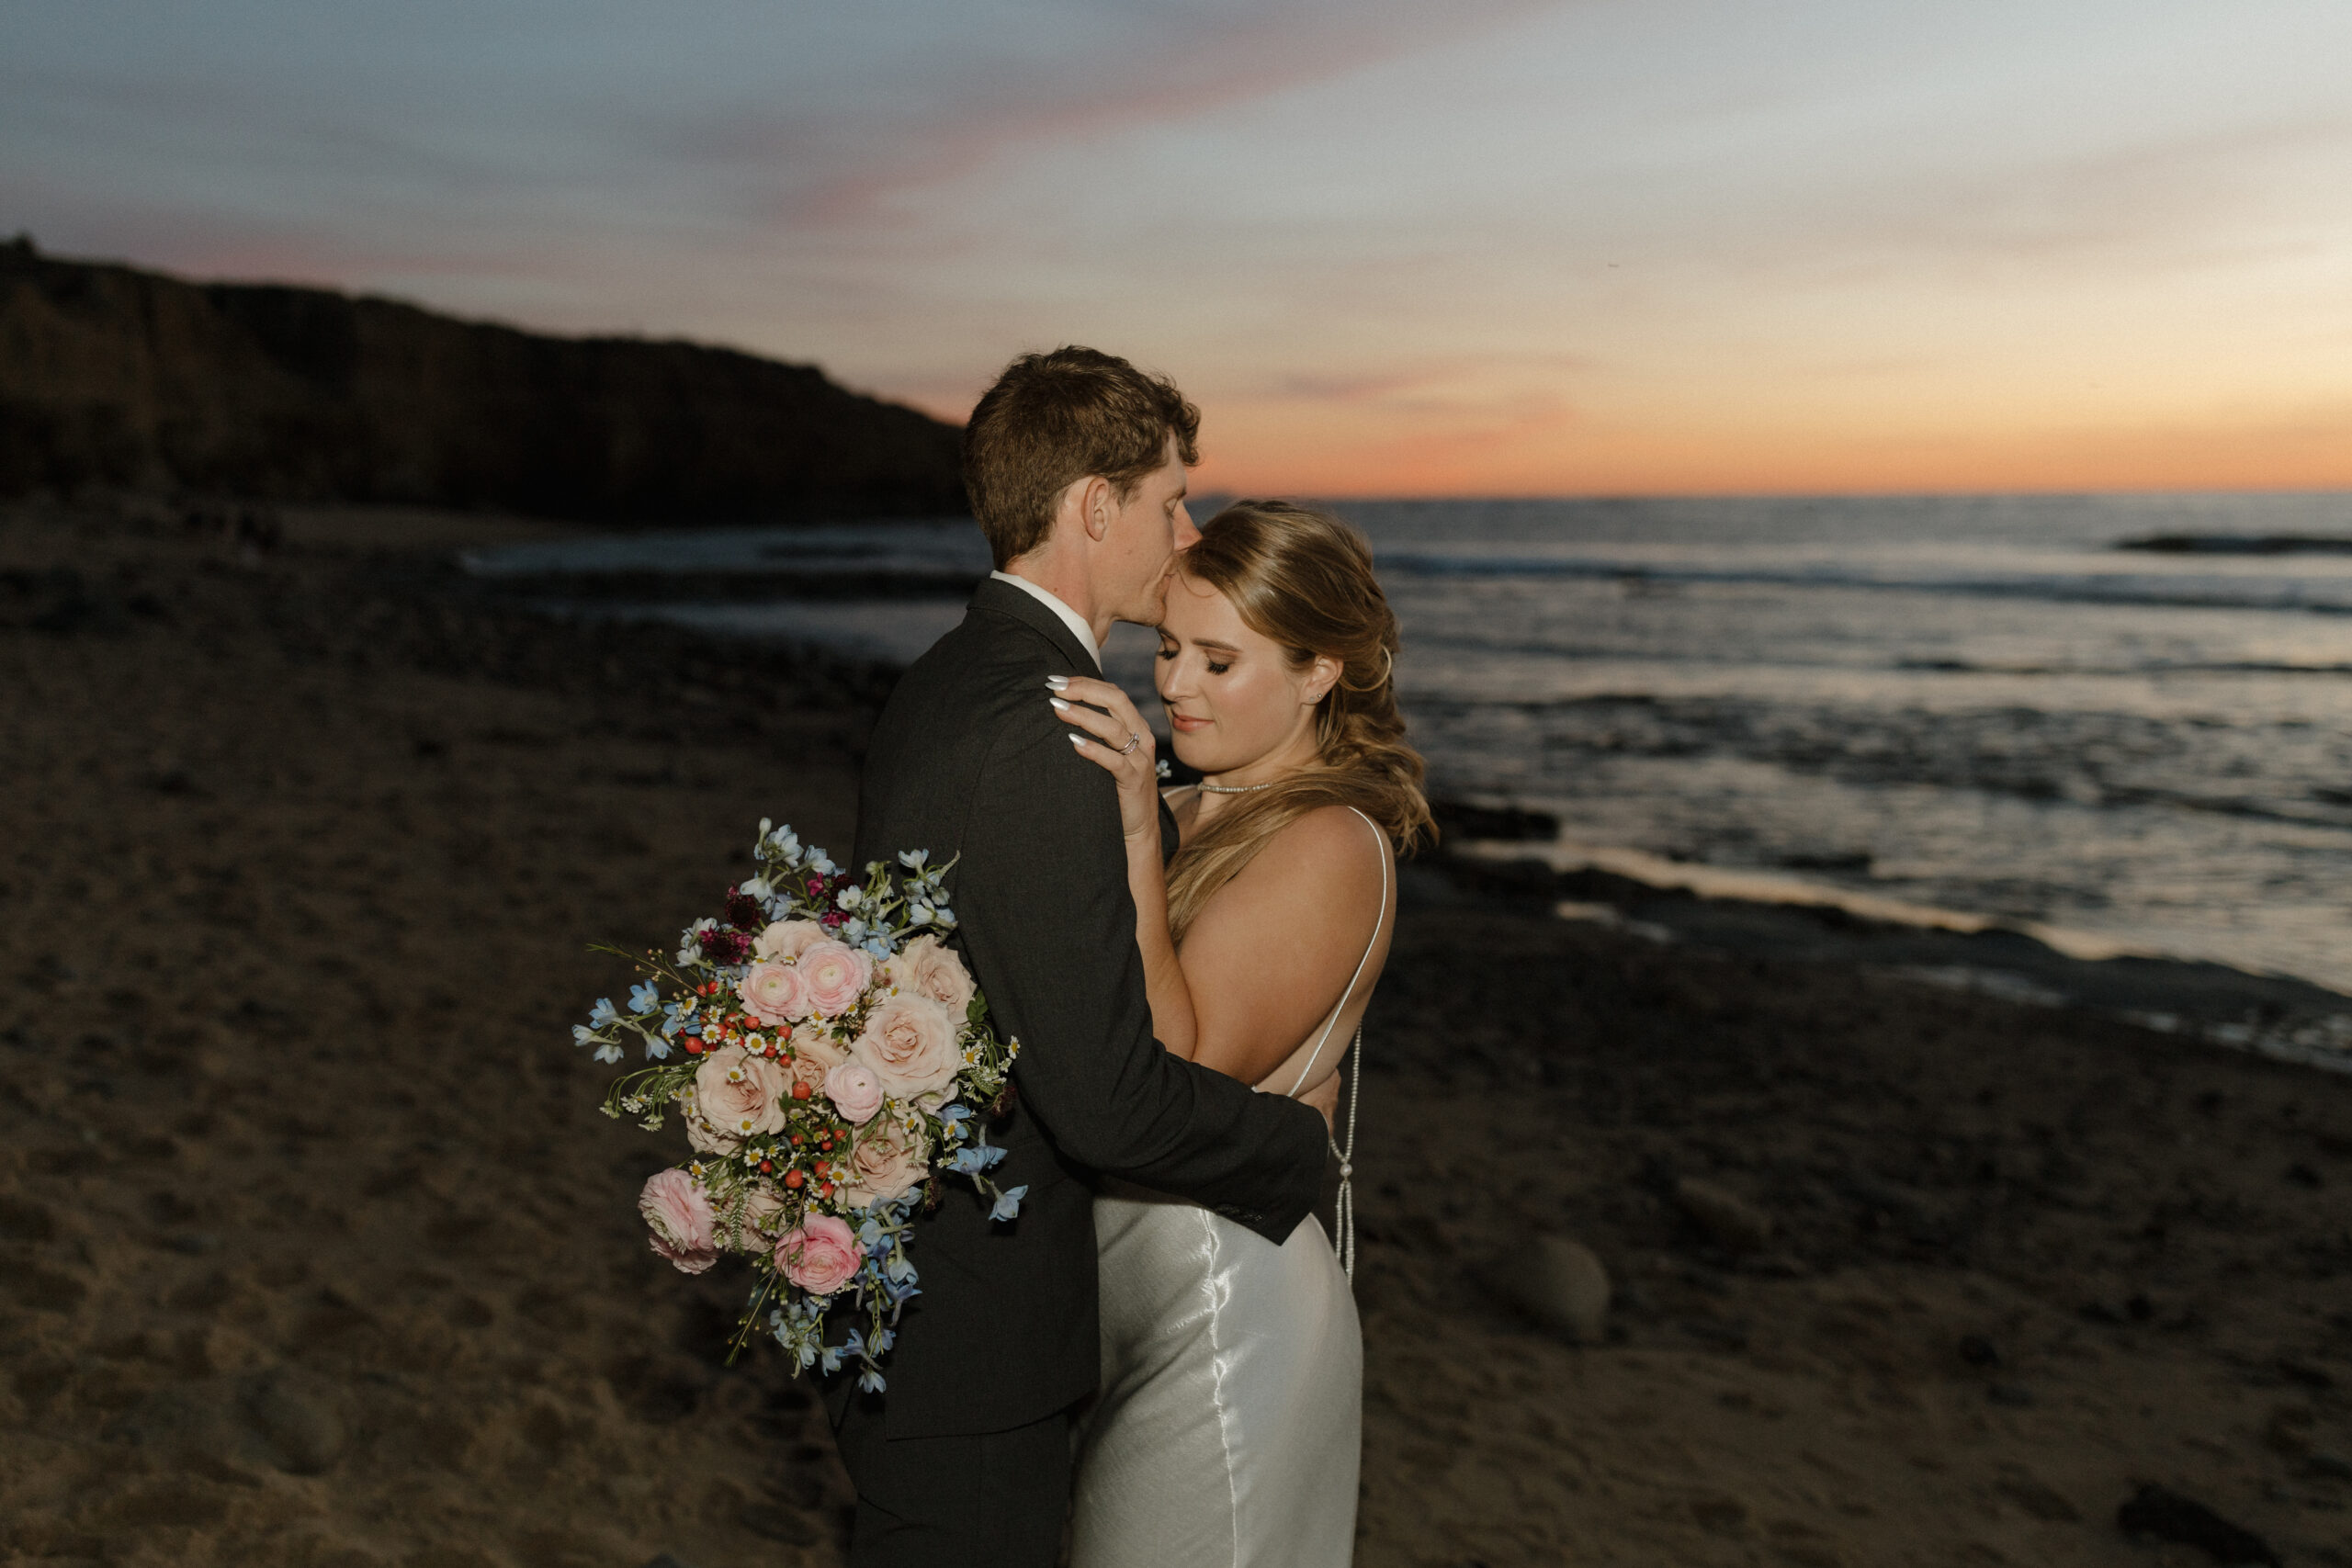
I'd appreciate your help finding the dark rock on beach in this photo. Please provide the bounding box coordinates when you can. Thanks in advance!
[2116,1483,2281,1564]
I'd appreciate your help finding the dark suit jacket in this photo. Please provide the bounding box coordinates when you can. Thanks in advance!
[843,576,1329,1438]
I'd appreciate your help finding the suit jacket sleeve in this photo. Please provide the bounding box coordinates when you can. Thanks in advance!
[952,681,1328,1244]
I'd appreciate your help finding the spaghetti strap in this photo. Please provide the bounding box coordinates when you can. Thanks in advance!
[1281,807,1387,1283]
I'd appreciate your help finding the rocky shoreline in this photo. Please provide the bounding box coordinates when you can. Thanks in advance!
[6,498,2352,1567]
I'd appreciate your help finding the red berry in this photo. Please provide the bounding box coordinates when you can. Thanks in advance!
[759,1160,774,1174]
[791,1081,811,1100]
[784,1169,804,1190]
[684,1040,704,1055]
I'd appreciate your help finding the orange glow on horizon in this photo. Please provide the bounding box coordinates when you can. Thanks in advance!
[1170,396,2352,501]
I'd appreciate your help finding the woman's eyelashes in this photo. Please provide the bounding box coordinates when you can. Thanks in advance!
[1156,643,1231,676]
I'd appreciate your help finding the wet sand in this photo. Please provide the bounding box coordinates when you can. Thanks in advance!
[6,499,2352,1567]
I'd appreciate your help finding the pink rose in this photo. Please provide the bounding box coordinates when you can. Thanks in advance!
[686,1044,787,1153]
[639,1169,718,1275]
[775,1213,863,1295]
[825,1060,885,1123]
[885,934,975,1019]
[783,1032,846,1098]
[754,919,829,963]
[738,961,811,1026]
[851,994,961,1100]
[838,1120,931,1210]
[731,1185,786,1250]
[798,942,874,1018]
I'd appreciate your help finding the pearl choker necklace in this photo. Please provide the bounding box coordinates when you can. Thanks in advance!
[1197,780,1279,794]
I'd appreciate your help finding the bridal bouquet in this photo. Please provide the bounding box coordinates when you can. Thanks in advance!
[571,820,1023,1390]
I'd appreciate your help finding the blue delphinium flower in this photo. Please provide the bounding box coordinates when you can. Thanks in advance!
[644,1038,672,1061]
[589,998,618,1027]
[944,1145,1003,1176]
[989,1185,1028,1223]
[898,849,929,870]
[594,1042,624,1065]
[628,981,661,1014]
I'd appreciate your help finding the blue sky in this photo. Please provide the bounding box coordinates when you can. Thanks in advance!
[6,0,2348,493]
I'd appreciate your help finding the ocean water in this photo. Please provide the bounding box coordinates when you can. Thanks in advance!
[464,492,2352,998]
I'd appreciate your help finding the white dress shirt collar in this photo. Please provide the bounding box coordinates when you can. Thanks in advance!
[989,570,1102,671]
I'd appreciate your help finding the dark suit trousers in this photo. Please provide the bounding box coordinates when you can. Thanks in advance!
[832,1395,1073,1568]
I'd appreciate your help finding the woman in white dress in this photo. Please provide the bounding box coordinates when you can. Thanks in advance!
[1050,499,1434,1568]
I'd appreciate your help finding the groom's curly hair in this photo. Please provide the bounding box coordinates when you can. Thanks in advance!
[963,346,1200,569]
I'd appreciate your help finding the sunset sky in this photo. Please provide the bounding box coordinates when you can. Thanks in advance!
[5,0,2348,496]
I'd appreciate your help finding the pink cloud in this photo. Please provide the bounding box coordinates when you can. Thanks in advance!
[651,2,1571,229]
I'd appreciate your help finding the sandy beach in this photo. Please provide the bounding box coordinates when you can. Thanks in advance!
[6,498,2352,1568]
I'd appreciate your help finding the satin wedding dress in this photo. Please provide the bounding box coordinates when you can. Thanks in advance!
[1070,808,1386,1568]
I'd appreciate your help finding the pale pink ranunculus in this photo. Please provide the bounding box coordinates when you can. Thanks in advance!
[838,1120,931,1210]
[885,934,975,1019]
[798,942,874,1018]
[639,1169,718,1275]
[689,1044,788,1152]
[753,919,830,964]
[825,1060,885,1123]
[851,993,961,1100]
[738,961,811,1026]
[775,1213,862,1295]
[784,1032,847,1098]
[731,1185,786,1250]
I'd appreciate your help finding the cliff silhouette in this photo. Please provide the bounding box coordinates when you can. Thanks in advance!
[0,237,966,523]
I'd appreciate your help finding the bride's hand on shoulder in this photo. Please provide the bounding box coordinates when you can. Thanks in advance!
[1049,674,1160,845]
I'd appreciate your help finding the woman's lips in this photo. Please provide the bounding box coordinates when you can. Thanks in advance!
[1168,712,1211,733]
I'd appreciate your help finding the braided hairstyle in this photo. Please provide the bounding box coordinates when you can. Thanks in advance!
[1162,499,1434,941]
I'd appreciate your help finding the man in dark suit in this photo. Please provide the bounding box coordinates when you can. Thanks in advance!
[833,347,1331,1565]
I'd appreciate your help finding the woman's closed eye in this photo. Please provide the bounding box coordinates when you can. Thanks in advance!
[1158,643,1230,676]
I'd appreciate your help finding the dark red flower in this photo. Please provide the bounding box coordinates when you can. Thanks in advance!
[724,891,763,930]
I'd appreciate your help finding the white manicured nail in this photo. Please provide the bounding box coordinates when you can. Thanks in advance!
[1045,674,1069,691]
[1048,696,1070,712]
[1068,733,1087,748]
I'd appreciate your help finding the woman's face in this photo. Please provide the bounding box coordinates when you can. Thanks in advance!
[1155,572,1335,776]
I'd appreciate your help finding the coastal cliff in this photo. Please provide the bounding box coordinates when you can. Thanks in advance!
[0,237,965,523]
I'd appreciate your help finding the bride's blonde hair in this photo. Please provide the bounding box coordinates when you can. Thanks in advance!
[1164,500,1434,942]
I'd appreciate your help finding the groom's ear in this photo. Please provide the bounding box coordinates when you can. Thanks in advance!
[1077,474,1115,543]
